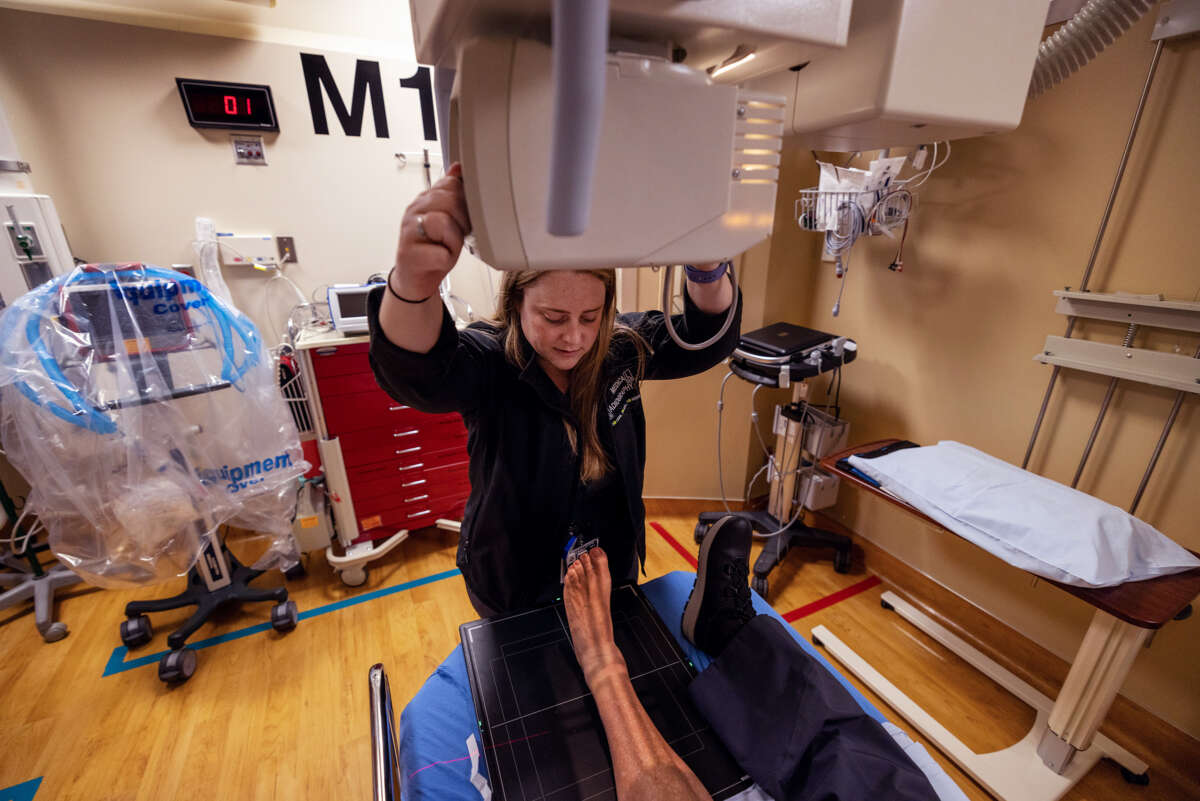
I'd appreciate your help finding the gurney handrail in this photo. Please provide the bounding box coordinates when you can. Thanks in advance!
[369,663,402,801]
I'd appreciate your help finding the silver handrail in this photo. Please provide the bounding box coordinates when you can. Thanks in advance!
[369,663,402,801]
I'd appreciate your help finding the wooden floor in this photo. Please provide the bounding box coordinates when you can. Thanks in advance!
[2,500,1198,801]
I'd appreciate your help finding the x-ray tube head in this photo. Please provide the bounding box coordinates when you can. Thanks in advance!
[450,36,785,270]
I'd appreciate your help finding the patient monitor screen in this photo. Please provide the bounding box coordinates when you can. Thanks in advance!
[67,281,195,360]
[334,289,370,320]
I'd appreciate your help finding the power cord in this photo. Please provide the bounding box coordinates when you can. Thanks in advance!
[715,370,737,513]
[904,140,951,190]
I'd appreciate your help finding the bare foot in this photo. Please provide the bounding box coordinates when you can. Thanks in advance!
[563,548,626,687]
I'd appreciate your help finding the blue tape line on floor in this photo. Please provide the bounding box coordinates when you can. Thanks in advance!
[0,777,42,801]
[102,568,462,677]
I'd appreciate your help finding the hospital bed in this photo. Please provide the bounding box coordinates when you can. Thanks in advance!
[815,439,1200,801]
[370,570,968,801]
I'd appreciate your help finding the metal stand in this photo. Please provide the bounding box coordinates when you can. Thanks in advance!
[0,481,82,643]
[1022,28,1199,508]
[697,379,851,598]
[812,591,1149,801]
[696,508,850,597]
[0,551,81,642]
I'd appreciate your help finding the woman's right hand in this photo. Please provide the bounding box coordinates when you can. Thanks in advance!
[391,161,472,301]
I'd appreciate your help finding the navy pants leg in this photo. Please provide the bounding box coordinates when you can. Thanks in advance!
[687,615,939,801]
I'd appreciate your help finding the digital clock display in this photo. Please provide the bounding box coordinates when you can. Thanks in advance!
[176,78,279,131]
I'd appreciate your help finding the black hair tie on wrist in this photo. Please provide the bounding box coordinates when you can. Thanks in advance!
[387,267,435,304]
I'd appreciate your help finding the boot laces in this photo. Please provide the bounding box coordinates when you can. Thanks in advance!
[720,560,752,614]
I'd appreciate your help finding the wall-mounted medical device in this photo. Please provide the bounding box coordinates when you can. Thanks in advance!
[1,195,74,311]
[217,232,279,268]
[1,98,75,309]
[176,78,279,132]
[327,284,376,335]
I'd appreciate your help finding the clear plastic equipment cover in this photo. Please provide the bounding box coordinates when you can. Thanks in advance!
[0,263,308,587]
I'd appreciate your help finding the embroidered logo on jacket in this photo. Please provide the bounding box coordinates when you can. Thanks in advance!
[606,369,639,426]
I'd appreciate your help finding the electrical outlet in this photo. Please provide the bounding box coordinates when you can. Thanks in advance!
[277,236,298,264]
[232,135,267,165]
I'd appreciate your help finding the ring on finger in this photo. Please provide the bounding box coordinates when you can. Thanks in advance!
[415,214,429,241]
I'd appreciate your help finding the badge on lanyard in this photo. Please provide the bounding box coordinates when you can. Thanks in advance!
[560,532,600,582]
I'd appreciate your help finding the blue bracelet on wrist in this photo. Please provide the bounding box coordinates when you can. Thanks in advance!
[684,261,730,284]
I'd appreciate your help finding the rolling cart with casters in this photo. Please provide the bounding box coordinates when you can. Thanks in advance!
[120,533,299,685]
[0,264,308,686]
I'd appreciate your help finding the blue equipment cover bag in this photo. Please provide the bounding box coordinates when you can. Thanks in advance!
[0,263,307,587]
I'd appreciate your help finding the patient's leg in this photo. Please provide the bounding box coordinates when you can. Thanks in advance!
[563,549,709,801]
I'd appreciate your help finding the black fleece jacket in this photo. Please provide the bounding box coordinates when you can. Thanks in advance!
[366,284,741,614]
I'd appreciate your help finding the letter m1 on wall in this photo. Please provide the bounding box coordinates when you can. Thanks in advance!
[300,53,389,138]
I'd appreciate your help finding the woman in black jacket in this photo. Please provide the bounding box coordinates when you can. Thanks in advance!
[367,163,741,615]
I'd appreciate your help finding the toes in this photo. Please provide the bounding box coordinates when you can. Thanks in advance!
[565,559,582,590]
[590,547,608,572]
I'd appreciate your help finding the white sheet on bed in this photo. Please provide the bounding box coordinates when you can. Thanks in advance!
[848,441,1200,588]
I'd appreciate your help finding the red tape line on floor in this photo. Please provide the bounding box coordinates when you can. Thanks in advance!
[648,521,698,569]
[649,520,879,621]
[783,575,881,622]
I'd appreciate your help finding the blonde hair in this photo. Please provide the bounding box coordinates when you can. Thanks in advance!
[494,269,647,482]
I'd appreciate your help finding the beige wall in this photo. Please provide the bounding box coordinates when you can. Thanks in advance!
[779,14,1198,737]
[0,8,498,343]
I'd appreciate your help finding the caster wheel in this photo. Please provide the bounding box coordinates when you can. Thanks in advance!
[694,523,708,545]
[752,575,769,599]
[833,550,851,574]
[41,621,69,643]
[881,599,894,612]
[120,614,153,648]
[283,561,307,581]
[158,649,197,685]
[1119,766,1149,786]
[271,600,299,633]
[340,566,368,587]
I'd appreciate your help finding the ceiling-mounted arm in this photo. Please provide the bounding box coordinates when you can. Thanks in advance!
[547,0,609,237]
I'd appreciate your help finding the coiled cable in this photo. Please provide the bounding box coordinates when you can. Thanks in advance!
[661,261,739,351]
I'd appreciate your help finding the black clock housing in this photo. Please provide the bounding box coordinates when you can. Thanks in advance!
[176,78,279,131]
